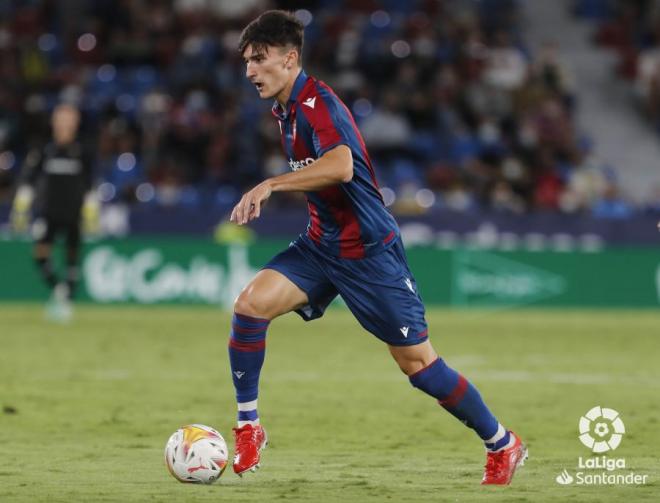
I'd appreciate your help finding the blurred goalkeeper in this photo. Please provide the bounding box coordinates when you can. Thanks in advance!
[227,11,527,485]
[10,103,98,320]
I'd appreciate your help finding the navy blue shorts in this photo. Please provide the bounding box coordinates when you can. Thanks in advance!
[263,237,428,346]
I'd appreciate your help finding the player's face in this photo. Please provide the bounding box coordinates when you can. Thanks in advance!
[52,105,80,145]
[243,44,297,102]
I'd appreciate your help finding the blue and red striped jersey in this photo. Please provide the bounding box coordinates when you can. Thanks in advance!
[272,70,399,259]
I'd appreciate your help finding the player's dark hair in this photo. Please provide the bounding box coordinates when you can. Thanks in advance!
[238,10,304,60]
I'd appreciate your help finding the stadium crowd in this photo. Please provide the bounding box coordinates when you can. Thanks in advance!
[0,0,643,218]
[582,0,660,129]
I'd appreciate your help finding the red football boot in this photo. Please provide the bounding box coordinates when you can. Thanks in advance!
[232,424,267,476]
[481,431,528,485]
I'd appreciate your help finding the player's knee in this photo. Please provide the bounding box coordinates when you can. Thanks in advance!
[34,243,51,260]
[392,360,411,375]
[395,357,428,376]
[234,290,271,320]
[389,341,437,376]
[66,246,79,264]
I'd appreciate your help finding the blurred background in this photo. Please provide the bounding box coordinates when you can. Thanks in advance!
[0,0,658,308]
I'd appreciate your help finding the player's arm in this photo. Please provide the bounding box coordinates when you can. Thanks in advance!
[10,148,42,232]
[81,144,100,235]
[230,145,352,225]
[269,144,353,190]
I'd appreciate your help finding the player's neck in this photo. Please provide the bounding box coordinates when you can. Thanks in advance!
[275,67,303,108]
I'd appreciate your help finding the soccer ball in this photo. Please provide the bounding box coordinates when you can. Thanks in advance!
[164,424,229,484]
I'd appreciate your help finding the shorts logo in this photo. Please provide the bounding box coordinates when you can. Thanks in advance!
[289,157,315,171]
[579,406,625,452]
[404,278,415,293]
[399,326,409,337]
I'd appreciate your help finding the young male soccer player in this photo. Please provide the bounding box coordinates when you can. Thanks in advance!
[228,10,528,484]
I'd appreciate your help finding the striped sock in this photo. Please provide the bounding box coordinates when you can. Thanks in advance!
[228,313,269,426]
[409,357,500,442]
[484,423,512,451]
[237,399,259,428]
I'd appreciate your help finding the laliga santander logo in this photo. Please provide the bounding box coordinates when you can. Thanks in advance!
[578,406,625,453]
[556,406,648,486]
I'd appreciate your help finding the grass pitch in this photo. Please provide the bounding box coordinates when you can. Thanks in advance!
[0,305,658,502]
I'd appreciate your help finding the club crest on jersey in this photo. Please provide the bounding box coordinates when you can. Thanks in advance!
[289,157,316,171]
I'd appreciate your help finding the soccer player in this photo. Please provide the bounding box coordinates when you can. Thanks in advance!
[228,10,527,484]
[10,103,97,320]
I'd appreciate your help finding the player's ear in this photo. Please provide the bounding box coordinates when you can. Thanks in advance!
[285,48,298,69]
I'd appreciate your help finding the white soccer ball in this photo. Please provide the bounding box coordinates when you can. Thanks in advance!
[164,424,229,484]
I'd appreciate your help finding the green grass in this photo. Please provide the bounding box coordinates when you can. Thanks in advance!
[0,306,658,502]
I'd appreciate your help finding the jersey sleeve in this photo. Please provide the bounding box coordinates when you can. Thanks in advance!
[299,92,352,158]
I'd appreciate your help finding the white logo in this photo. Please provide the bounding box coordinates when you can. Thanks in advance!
[399,326,409,337]
[83,246,234,304]
[303,96,316,108]
[233,371,245,379]
[579,406,625,453]
[554,407,649,486]
[555,469,574,485]
[44,158,83,175]
[288,157,316,171]
[404,278,415,293]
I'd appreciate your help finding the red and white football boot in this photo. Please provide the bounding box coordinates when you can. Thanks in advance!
[481,431,528,485]
[232,424,267,476]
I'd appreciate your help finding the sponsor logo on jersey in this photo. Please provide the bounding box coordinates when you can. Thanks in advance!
[44,158,82,175]
[289,157,316,171]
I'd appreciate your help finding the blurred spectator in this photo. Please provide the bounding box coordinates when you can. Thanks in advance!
[483,30,528,91]
[360,89,412,153]
[636,45,660,123]
[589,0,660,125]
[644,182,660,214]
[592,182,635,219]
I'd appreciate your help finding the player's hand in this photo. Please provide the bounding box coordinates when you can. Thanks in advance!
[10,185,34,233]
[230,181,273,225]
[82,190,101,236]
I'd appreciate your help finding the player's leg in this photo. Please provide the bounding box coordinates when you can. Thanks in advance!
[333,239,526,484]
[63,221,82,300]
[234,268,309,320]
[389,340,509,450]
[230,268,308,428]
[389,340,527,484]
[230,269,307,475]
[229,242,337,475]
[32,219,58,291]
[34,219,72,321]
